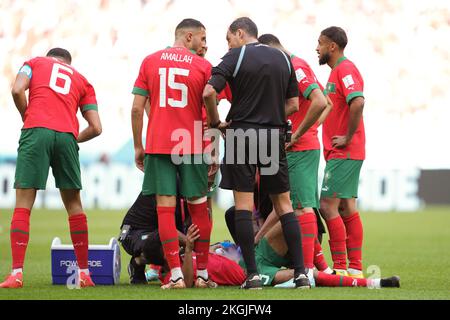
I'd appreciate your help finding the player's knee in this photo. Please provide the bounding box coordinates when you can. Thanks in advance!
[187,196,207,204]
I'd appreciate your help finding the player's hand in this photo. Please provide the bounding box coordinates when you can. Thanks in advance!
[332,135,349,149]
[208,163,219,177]
[134,147,145,172]
[217,121,231,137]
[285,133,299,151]
[185,224,200,253]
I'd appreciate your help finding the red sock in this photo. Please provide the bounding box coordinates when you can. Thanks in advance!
[187,201,211,270]
[68,213,89,270]
[325,216,347,270]
[10,208,31,269]
[297,212,317,269]
[342,212,363,270]
[316,271,368,287]
[157,206,180,269]
[313,238,329,271]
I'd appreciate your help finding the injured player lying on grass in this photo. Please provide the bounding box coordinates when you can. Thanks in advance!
[140,223,400,289]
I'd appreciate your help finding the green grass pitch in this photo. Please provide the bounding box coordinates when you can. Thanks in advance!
[0,205,449,300]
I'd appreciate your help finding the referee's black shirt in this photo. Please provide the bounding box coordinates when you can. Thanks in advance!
[120,193,185,232]
[208,42,299,127]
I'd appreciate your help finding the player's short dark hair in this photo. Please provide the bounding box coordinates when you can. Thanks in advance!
[175,18,205,35]
[142,231,165,266]
[229,17,258,38]
[258,34,282,46]
[46,48,72,64]
[320,26,348,49]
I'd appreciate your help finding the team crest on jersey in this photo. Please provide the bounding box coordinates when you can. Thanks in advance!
[342,75,355,89]
[326,82,336,94]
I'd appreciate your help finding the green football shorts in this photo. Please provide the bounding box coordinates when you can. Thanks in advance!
[142,154,208,198]
[239,237,289,286]
[14,128,81,190]
[320,159,363,199]
[287,149,320,209]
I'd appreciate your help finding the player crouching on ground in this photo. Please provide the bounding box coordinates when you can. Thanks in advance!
[118,191,218,289]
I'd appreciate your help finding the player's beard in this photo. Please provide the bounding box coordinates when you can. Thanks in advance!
[319,52,330,65]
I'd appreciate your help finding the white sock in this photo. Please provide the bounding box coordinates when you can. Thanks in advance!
[367,278,381,289]
[12,268,23,276]
[323,267,333,274]
[171,267,183,281]
[78,268,89,276]
[197,269,208,280]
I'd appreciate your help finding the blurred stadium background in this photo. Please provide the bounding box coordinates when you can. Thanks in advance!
[0,0,449,212]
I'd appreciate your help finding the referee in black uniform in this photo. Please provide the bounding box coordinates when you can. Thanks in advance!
[203,17,310,289]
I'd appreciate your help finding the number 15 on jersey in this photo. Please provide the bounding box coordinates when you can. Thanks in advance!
[158,67,189,108]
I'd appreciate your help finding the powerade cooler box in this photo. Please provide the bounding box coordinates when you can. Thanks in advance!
[51,237,121,285]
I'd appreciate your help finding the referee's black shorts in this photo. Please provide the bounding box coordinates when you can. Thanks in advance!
[219,126,290,195]
[120,228,151,258]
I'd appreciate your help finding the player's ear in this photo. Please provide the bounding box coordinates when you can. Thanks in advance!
[186,31,193,43]
[330,41,337,52]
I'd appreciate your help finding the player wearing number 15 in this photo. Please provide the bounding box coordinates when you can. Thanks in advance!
[0,48,101,289]
[131,19,215,289]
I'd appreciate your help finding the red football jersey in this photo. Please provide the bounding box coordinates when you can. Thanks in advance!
[21,56,97,138]
[160,253,246,286]
[217,83,232,103]
[133,47,212,154]
[322,57,365,161]
[288,56,323,152]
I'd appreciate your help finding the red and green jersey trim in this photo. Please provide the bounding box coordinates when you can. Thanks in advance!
[333,56,347,69]
[346,91,364,104]
[81,104,98,113]
[132,86,149,97]
[302,83,320,99]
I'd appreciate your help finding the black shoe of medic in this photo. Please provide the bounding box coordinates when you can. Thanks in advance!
[380,276,400,288]
[128,257,147,285]
[294,273,311,289]
[240,273,262,290]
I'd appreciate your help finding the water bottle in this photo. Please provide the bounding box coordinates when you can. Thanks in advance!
[285,119,292,143]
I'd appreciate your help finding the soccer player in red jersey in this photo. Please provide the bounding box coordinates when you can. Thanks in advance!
[158,225,246,288]
[131,19,215,289]
[0,48,101,289]
[257,34,332,277]
[316,27,366,278]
